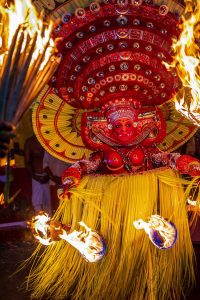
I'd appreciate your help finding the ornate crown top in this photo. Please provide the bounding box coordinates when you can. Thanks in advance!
[102,98,141,122]
[106,108,136,123]
[49,0,183,110]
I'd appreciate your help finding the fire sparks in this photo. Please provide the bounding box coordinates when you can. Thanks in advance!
[0,0,59,124]
[29,212,106,263]
[133,215,178,250]
[168,0,200,125]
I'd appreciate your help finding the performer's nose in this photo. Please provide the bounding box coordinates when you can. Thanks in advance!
[122,124,126,132]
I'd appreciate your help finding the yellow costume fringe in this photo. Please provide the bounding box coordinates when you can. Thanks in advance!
[28,168,196,300]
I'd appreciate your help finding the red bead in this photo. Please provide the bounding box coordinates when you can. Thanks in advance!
[106,151,123,168]
[129,148,144,166]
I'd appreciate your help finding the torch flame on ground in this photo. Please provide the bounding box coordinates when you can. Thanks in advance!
[166,0,200,125]
[133,215,178,250]
[29,212,106,263]
[0,0,59,124]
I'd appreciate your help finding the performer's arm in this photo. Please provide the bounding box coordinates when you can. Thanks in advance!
[62,152,103,192]
[24,139,34,178]
[43,151,62,185]
[24,138,49,183]
[152,152,200,176]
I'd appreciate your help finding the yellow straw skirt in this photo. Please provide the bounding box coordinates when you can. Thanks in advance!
[28,168,195,300]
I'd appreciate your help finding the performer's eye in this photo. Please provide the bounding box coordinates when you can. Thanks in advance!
[126,123,132,127]
[115,124,121,128]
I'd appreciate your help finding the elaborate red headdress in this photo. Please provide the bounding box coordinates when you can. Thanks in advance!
[32,0,197,162]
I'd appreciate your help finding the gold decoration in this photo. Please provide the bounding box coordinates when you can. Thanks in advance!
[32,85,92,163]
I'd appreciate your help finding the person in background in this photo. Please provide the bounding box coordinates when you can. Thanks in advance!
[24,135,51,215]
[0,122,15,158]
[43,150,71,213]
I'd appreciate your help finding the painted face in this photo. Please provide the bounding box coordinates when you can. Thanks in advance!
[112,117,135,144]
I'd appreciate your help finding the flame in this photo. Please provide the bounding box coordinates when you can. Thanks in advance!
[0,0,54,72]
[29,213,105,262]
[187,196,200,211]
[60,221,106,263]
[168,1,200,125]
[30,212,54,245]
[0,193,5,206]
[0,0,59,124]
[187,197,199,207]
[133,215,177,249]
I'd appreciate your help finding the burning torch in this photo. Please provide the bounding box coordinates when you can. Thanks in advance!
[0,0,60,203]
[29,212,106,263]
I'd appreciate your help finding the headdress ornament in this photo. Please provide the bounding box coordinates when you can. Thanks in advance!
[102,98,141,123]
[106,107,135,123]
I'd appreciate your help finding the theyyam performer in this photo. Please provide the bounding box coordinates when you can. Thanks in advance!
[28,0,200,299]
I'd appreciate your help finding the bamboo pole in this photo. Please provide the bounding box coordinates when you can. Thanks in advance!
[0,25,21,120]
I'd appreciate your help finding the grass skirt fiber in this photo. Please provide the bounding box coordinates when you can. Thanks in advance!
[28,168,195,300]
